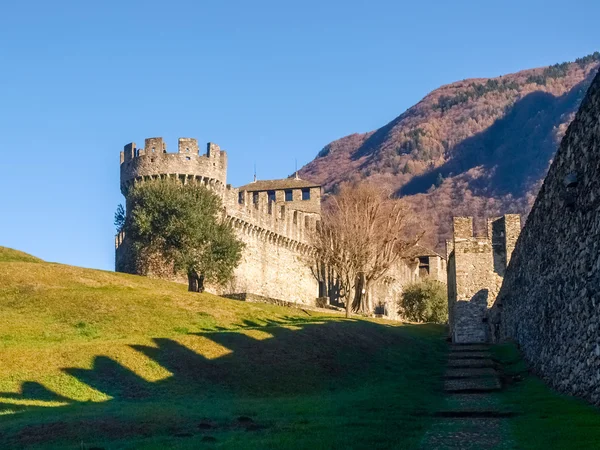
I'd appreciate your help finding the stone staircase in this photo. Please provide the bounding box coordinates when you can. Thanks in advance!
[420,344,516,449]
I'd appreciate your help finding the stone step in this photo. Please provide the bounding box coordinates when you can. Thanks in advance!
[447,359,495,369]
[448,349,490,355]
[448,353,491,360]
[449,345,490,352]
[420,418,515,449]
[443,393,506,412]
[445,368,498,379]
[434,410,515,418]
[444,377,501,393]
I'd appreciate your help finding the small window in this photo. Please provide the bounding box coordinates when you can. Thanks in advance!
[151,147,156,153]
[253,192,259,204]
[285,189,293,202]
[150,158,155,162]
[238,192,244,204]
[267,190,276,203]
[302,188,311,200]
[185,156,191,161]
[186,147,190,153]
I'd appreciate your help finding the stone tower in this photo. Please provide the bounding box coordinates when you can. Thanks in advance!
[446,214,521,343]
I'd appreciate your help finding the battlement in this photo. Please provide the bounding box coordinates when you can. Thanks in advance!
[120,137,228,194]
[452,215,521,243]
[119,137,323,248]
[222,184,320,248]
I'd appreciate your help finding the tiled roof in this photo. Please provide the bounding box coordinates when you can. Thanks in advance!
[404,244,445,259]
[237,177,321,192]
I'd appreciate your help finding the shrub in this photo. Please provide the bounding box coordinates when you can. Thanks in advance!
[399,279,448,323]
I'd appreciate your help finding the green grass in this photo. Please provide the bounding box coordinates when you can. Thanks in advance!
[0,247,448,449]
[492,342,600,449]
[0,247,43,263]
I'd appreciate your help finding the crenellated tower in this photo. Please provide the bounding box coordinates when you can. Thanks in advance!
[120,137,228,196]
[446,214,521,343]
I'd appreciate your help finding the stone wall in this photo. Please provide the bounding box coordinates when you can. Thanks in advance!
[447,215,521,343]
[492,71,600,405]
[221,219,318,305]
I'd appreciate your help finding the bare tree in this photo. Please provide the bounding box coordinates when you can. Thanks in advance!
[312,183,420,318]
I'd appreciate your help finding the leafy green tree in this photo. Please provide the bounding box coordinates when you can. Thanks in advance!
[124,179,244,292]
[114,204,125,232]
[399,279,448,323]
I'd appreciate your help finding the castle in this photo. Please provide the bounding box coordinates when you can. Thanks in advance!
[116,137,446,318]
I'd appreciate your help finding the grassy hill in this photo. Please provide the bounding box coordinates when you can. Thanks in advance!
[2,247,600,448]
[0,247,447,449]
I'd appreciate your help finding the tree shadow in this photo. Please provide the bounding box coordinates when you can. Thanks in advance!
[0,318,418,446]
[398,76,594,198]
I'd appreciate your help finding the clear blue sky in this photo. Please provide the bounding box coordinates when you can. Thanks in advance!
[1,0,598,271]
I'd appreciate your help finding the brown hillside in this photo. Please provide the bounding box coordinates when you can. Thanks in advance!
[300,53,600,251]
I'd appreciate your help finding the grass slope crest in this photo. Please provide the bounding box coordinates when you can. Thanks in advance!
[0,247,43,264]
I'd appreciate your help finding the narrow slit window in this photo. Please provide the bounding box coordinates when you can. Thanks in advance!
[238,192,245,204]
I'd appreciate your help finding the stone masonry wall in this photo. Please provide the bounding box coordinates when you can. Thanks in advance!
[221,224,318,305]
[492,71,600,405]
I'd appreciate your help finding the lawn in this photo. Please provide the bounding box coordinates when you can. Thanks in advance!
[0,247,448,449]
[492,342,600,449]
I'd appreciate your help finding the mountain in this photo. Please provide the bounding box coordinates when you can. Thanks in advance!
[300,53,600,251]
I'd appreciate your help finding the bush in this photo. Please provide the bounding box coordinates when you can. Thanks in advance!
[399,279,448,323]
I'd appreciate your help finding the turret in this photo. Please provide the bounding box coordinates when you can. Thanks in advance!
[119,137,228,195]
[178,138,199,155]
[144,137,166,154]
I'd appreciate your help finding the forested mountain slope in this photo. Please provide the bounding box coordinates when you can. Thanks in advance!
[300,53,600,249]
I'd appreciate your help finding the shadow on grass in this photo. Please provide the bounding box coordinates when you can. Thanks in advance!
[0,318,446,447]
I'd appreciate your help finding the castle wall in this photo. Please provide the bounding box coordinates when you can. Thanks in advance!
[369,258,421,320]
[447,215,520,343]
[492,71,600,405]
[222,223,318,304]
